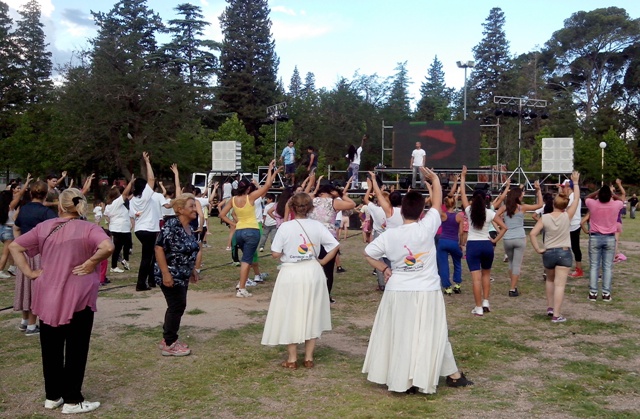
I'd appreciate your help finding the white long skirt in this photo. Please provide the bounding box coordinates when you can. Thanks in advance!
[261,260,332,345]
[362,290,458,393]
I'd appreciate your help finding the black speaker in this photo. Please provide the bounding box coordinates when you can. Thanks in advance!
[475,182,489,191]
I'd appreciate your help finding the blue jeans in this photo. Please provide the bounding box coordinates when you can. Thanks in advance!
[588,233,616,295]
[437,238,462,288]
[235,229,261,264]
[347,163,359,188]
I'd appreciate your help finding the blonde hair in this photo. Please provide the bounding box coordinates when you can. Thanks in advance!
[172,193,195,213]
[553,192,570,211]
[59,188,88,217]
[288,192,314,216]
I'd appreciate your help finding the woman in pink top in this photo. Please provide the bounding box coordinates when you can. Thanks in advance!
[10,189,114,414]
[584,180,625,302]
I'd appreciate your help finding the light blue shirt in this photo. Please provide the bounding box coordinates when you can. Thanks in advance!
[281,146,295,165]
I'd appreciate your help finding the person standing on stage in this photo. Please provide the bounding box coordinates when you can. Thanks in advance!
[346,134,367,189]
[306,146,318,175]
[280,140,296,186]
[410,142,427,188]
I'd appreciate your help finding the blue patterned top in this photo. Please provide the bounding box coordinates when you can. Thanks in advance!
[154,217,200,287]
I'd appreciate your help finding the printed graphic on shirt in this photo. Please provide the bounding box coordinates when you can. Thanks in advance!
[298,234,314,255]
[401,245,428,270]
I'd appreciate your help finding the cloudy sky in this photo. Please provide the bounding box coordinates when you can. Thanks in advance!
[4,0,640,101]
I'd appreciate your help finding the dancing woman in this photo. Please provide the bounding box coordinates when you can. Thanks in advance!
[495,181,543,297]
[460,166,508,316]
[529,172,580,322]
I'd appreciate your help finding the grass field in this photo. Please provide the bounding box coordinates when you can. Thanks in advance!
[0,214,639,418]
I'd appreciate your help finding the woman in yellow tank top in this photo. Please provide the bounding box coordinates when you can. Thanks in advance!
[220,160,280,297]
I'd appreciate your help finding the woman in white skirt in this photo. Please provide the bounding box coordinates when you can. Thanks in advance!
[262,193,340,369]
[363,167,473,394]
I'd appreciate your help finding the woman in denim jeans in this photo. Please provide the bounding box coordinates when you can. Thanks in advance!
[583,180,625,302]
[529,171,580,323]
[220,160,279,297]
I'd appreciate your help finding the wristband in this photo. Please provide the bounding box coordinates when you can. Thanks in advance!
[382,266,389,274]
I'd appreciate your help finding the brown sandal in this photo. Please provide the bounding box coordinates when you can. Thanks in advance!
[303,360,314,368]
[281,361,298,370]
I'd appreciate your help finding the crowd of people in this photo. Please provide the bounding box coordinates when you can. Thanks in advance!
[0,143,635,411]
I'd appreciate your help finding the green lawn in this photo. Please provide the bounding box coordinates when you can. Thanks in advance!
[0,216,639,418]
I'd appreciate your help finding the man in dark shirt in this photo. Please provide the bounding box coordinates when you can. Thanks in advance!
[630,194,639,219]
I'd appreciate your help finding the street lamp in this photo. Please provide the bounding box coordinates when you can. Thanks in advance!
[267,102,288,160]
[456,60,475,120]
[599,141,607,186]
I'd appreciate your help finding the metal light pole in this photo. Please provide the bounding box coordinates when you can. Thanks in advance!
[267,102,287,160]
[599,141,607,186]
[493,96,547,186]
[456,61,475,120]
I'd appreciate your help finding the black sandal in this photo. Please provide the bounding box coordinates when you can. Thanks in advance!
[446,371,474,388]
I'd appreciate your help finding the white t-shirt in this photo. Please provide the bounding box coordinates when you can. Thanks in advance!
[365,208,441,291]
[254,197,263,223]
[367,203,386,233]
[104,195,131,233]
[568,193,582,232]
[263,202,277,227]
[196,197,210,227]
[465,206,496,241]
[93,206,102,220]
[386,207,403,229]
[411,149,426,167]
[129,184,161,232]
[222,183,232,199]
[271,218,339,263]
[346,147,363,165]
[160,196,174,217]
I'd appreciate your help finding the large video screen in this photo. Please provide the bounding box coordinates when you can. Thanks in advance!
[392,121,481,169]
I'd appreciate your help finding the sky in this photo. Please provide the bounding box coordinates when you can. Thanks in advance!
[5,0,640,104]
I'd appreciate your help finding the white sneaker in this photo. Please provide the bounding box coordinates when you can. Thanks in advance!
[110,267,125,273]
[245,279,257,287]
[471,307,484,316]
[503,254,509,262]
[253,275,264,283]
[259,247,264,252]
[482,299,491,313]
[121,260,130,270]
[61,401,100,414]
[7,265,17,275]
[0,271,10,279]
[260,272,269,279]
[44,398,64,409]
[236,288,252,298]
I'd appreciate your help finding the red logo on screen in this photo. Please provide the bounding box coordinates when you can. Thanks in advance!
[419,129,457,159]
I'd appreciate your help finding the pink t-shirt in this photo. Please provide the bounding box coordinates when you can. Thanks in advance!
[585,198,624,234]
[15,218,110,327]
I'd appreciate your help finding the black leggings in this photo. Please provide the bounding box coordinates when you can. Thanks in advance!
[111,232,132,268]
[319,246,337,295]
[570,228,582,262]
[135,230,158,288]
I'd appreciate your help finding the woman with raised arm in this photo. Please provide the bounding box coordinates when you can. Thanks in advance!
[529,172,580,322]
[262,192,339,369]
[308,177,355,302]
[10,188,114,414]
[130,152,161,291]
[363,167,472,394]
[220,160,279,297]
[104,176,135,273]
[495,180,543,297]
[460,166,508,316]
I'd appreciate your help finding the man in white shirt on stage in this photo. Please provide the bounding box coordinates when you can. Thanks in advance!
[410,142,426,188]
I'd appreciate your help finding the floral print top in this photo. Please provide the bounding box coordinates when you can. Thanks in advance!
[309,196,338,238]
[154,217,200,287]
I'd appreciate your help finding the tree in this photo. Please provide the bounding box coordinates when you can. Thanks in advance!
[415,55,453,121]
[161,3,219,89]
[289,66,302,97]
[542,7,640,131]
[218,0,279,139]
[381,61,412,124]
[0,0,20,160]
[467,7,513,118]
[302,72,316,99]
[13,0,52,106]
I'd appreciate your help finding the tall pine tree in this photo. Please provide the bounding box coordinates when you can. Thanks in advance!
[13,0,52,106]
[382,61,412,124]
[415,56,453,121]
[289,66,302,97]
[218,0,279,139]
